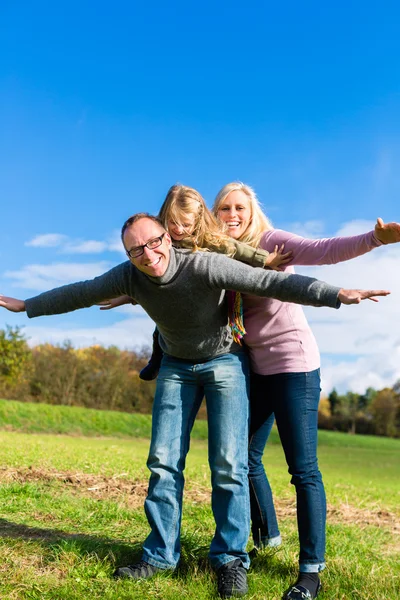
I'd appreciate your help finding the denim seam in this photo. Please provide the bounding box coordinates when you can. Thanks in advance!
[248,435,267,533]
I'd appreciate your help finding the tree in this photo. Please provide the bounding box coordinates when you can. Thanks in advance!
[328,388,340,416]
[369,388,398,437]
[0,326,32,389]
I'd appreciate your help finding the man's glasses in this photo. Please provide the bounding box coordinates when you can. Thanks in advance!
[126,233,166,258]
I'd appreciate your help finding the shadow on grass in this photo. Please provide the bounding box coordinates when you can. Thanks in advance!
[0,517,295,581]
[248,547,295,578]
[0,518,213,576]
[0,517,141,563]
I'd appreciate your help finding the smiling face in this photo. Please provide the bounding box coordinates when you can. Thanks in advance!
[167,212,197,242]
[216,189,252,240]
[123,217,172,277]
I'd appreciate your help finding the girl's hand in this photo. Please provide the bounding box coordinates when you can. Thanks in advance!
[0,295,26,312]
[97,295,136,310]
[374,217,400,244]
[264,244,293,271]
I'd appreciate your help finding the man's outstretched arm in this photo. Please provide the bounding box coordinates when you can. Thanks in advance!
[337,289,390,304]
[0,262,135,319]
[206,253,390,308]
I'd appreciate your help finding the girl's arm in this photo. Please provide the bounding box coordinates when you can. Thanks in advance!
[218,238,292,269]
[97,295,137,310]
[260,219,400,266]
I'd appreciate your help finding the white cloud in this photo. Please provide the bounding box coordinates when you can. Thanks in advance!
[23,311,155,352]
[62,240,108,254]
[107,229,127,255]
[26,234,68,248]
[4,262,114,291]
[334,219,375,237]
[284,220,325,239]
[25,232,124,255]
[320,350,400,395]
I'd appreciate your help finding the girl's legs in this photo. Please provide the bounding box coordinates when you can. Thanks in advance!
[248,383,280,547]
[140,327,164,381]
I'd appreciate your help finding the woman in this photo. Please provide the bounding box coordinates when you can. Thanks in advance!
[213,181,400,600]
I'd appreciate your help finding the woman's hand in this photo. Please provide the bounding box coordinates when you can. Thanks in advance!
[374,217,400,244]
[264,244,293,271]
[97,295,136,310]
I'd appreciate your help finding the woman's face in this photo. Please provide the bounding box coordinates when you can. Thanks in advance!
[217,190,252,239]
[167,212,197,241]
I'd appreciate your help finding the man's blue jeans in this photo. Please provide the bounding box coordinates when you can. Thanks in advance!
[142,351,251,571]
[248,369,326,573]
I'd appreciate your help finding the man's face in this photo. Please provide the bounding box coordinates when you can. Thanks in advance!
[123,218,172,277]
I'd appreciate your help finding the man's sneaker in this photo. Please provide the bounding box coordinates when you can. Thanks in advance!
[217,559,248,598]
[113,559,162,579]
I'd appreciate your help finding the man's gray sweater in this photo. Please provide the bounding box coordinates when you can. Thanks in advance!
[25,248,341,360]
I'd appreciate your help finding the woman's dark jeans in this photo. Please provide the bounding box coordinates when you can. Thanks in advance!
[248,369,326,572]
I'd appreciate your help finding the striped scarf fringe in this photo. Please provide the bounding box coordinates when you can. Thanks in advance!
[228,291,246,345]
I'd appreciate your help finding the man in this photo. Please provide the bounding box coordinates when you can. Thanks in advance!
[0,213,389,598]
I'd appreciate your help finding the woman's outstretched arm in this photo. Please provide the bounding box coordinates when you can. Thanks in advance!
[260,218,400,266]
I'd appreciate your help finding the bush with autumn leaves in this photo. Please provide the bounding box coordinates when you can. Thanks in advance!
[0,326,399,436]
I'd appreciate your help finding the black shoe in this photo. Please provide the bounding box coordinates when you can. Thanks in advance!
[139,330,163,381]
[217,559,248,598]
[113,559,162,579]
[139,357,162,381]
[282,580,321,599]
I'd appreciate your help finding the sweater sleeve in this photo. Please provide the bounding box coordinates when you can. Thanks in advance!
[25,262,133,318]
[261,229,382,265]
[228,239,269,267]
[205,253,341,308]
[181,236,270,267]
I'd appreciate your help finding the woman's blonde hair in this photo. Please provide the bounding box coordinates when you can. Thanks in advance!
[212,182,273,248]
[158,184,235,254]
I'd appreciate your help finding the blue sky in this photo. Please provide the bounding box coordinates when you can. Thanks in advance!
[1,1,400,393]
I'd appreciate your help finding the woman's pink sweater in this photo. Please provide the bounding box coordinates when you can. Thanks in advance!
[243,229,382,375]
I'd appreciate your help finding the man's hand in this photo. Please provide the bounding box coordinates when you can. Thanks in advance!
[338,289,390,305]
[374,217,400,244]
[0,295,26,312]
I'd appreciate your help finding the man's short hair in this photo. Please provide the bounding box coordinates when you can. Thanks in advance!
[121,213,165,242]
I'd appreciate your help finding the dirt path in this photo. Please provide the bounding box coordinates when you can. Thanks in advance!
[1,466,399,534]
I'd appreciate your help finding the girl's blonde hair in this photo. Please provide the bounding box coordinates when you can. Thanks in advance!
[158,184,236,254]
[212,182,273,248]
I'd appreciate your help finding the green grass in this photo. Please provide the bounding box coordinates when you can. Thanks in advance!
[0,398,211,439]
[0,400,399,599]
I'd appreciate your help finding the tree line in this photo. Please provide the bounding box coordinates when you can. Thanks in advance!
[0,326,399,437]
[0,326,156,413]
[319,386,400,438]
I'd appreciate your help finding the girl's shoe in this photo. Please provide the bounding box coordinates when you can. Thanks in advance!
[139,330,163,380]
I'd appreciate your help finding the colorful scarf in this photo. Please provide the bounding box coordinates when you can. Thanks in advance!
[227,291,246,344]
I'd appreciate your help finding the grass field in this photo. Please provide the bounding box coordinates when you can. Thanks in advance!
[0,399,399,599]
